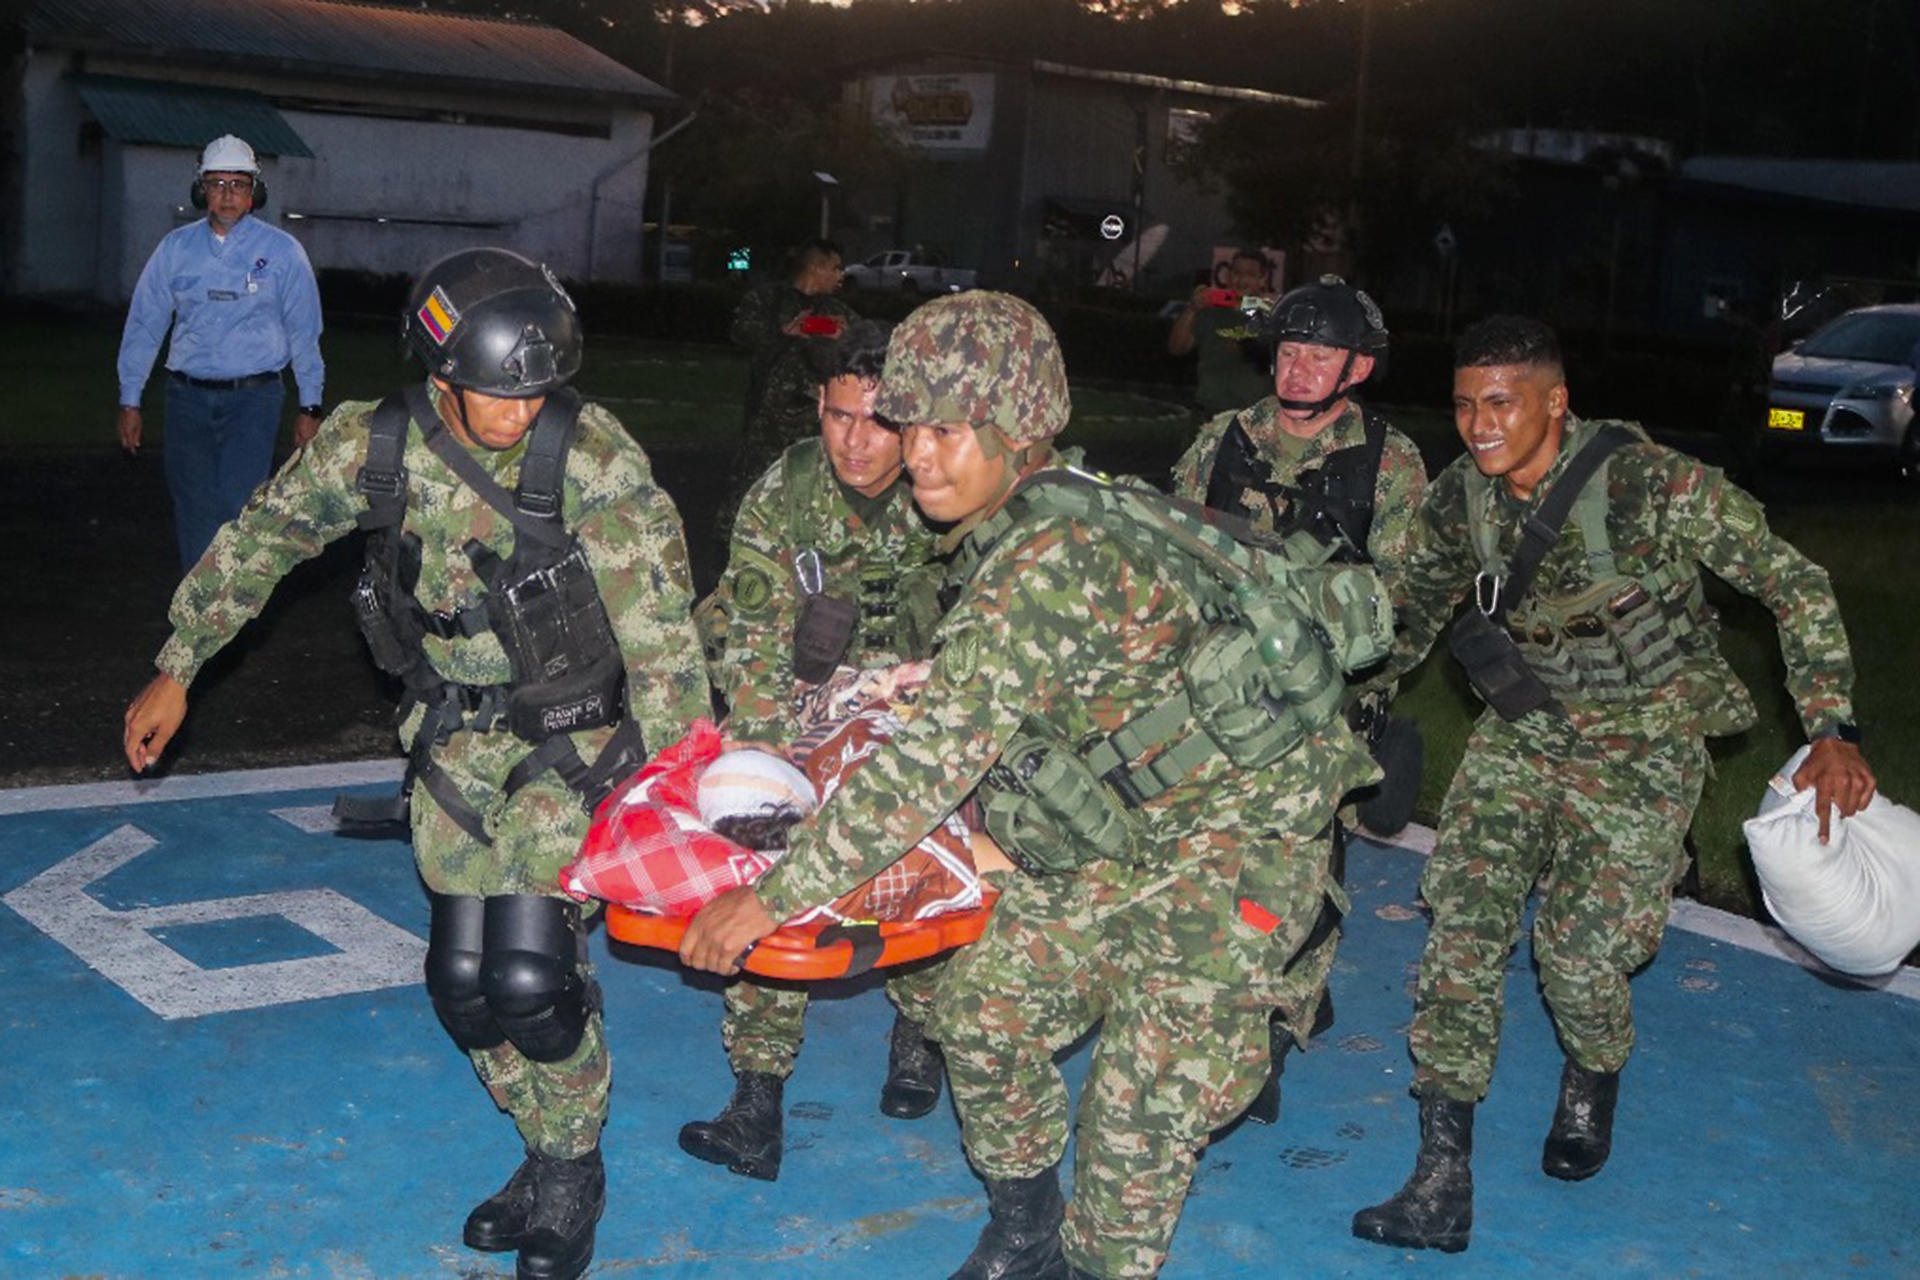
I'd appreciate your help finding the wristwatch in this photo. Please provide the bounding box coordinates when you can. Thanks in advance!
[299,404,322,417]
[1813,722,1862,746]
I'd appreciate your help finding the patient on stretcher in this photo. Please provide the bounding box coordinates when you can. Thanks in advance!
[562,663,1009,926]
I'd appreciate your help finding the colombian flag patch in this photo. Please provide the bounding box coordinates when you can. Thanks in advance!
[416,286,460,344]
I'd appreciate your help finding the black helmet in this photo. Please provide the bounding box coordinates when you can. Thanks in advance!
[404,248,582,397]
[1263,274,1389,413]
[1263,274,1389,360]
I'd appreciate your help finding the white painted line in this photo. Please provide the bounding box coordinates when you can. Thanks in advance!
[272,805,345,834]
[1363,823,1918,1003]
[0,760,405,815]
[3,823,424,1019]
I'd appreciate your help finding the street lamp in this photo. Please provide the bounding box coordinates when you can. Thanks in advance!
[814,170,838,239]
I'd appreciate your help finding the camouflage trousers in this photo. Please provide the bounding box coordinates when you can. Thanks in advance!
[721,955,948,1079]
[928,825,1334,1278]
[1266,823,1345,1046]
[1411,709,1708,1101]
[411,726,612,1159]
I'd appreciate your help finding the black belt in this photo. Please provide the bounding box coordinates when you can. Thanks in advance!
[170,369,282,391]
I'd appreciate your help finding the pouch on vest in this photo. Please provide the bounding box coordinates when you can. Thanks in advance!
[483,542,627,742]
[1181,624,1308,769]
[1448,608,1554,721]
[980,722,1143,875]
[792,592,860,683]
[353,530,425,677]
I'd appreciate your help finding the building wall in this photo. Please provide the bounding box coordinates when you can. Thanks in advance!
[9,48,654,301]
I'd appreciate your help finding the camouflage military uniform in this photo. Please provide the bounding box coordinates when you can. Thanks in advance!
[750,475,1381,1276]
[1380,416,1856,1101]
[156,384,709,1157]
[1172,397,1427,1041]
[729,283,857,484]
[703,436,946,1078]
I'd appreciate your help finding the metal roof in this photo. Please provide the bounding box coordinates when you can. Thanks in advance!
[1679,156,1920,216]
[25,0,672,107]
[1032,60,1322,111]
[75,75,314,156]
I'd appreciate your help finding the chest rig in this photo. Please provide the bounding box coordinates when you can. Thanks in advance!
[960,469,1391,876]
[1463,421,1712,707]
[782,441,944,682]
[1205,408,1387,564]
[334,384,643,844]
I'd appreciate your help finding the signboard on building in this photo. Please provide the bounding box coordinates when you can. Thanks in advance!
[869,73,996,152]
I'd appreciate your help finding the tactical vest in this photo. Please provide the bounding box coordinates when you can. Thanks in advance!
[961,468,1392,875]
[337,385,642,844]
[781,440,945,677]
[1465,421,1713,701]
[1204,407,1388,564]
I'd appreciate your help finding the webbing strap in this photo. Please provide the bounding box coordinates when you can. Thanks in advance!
[502,716,647,813]
[354,393,412,532]
[815,922,887,977]
[417,756,493,846]
[1495,425,1637,616]
[406,384,572,553]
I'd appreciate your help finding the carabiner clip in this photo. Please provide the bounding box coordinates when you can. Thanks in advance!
[1473,571,1504,617]
[794,548,825,597]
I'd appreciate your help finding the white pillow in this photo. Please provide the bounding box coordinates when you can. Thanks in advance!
[1743,746,1920,977]
[697,750,817,826]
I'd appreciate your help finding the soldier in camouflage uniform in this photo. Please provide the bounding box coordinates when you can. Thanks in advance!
[679,320,952,1182]
[730,237,858,492]
[123,249,709,1280]
[680,293,1391,1278]
[1171,274,1428,1127]
[1351,315,1878,1254]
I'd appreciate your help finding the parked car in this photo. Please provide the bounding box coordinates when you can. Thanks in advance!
[843,248,976,295]
[1762,303,1920,474]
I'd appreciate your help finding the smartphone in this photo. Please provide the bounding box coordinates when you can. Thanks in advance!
[1200,288,1242,309]
[799,315,844,337]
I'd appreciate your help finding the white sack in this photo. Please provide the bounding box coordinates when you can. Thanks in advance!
[1743,746,1920,977]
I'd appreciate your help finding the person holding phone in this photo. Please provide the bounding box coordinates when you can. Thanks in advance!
[1167,248,1277,419]
[729,238,859,494]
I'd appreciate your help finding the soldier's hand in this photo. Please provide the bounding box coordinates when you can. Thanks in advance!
[680,885,777,975]
[292,410,321,449]
[117,405,143,454]
[124,672,188,773]
[1792,737,1876,844]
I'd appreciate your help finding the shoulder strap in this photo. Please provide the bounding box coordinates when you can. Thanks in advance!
[405,383,571,552]
[354,392,413,532]
[513,387,581,523]
[1496,424,1637,613]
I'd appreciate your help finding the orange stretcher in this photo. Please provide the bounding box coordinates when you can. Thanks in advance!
[606,893,999,981]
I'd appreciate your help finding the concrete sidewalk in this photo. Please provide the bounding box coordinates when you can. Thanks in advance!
[2,763,1914,1277]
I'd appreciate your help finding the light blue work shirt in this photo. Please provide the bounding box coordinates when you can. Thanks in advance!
[117,213,325,407]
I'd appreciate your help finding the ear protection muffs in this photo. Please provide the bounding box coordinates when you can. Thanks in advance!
[189,175,267,211]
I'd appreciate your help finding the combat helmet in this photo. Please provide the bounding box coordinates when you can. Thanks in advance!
[877,292,1070,452]
[404,248,582,398]
[1263,274,1389,414]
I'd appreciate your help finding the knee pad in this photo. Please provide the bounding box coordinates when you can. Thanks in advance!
[424,893,505,1051]
[481,895,592,1064]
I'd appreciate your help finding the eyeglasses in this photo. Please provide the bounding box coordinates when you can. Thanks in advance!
[202,177,255,194]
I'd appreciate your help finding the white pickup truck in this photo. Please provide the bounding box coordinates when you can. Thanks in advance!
[843,248,977,295]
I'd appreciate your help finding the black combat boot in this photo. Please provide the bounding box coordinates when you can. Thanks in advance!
[1351,1094,1475,1253]
[1541,1058,1620,1181]
[1245,991,1335,1126]
[514,1147,605,1280]
[949,1166,1068,1280]
[678,1070,784,1181]
[880,1012,947,1119]
[463,1148,541,1252]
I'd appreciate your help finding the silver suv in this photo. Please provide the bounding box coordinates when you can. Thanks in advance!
[1763,304,1920,473]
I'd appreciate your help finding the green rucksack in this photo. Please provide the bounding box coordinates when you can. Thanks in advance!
[968,467,1392,875]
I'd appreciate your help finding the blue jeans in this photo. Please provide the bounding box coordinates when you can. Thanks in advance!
[163,377,284,571]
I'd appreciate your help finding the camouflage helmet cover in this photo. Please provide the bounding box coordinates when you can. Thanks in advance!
[876,292,1070,447]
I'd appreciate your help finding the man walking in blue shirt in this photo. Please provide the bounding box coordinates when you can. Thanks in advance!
[116,134,326,570]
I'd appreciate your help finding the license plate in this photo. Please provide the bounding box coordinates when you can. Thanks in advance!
[1768,407,1806,432]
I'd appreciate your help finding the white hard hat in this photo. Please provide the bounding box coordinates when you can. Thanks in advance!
[198,135,259,175]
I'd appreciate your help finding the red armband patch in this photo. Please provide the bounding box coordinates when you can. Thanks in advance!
[1238,897,1281,935]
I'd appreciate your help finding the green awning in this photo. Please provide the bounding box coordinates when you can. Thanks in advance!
[74,75,313,158]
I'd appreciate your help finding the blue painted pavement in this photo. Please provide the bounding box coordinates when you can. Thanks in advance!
[1,764,1914,1278]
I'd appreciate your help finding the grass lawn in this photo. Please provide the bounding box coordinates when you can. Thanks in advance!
[7,311,1911,916]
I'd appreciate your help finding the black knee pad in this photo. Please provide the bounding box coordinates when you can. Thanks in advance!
[425,892,506,1051]
[481,895,591,1064]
